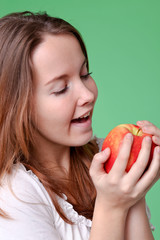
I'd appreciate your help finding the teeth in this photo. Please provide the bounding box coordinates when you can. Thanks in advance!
[80,112,90,119]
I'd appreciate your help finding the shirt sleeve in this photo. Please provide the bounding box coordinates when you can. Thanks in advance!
[146,204,155,231]
[0,165,61,240]
[96,137,104,152]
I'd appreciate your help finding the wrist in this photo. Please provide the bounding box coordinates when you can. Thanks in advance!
[94,196,128,220]
[129,197,146,213]
[95,194,130,216]
[90,197,128,240]
[125,198,154,239]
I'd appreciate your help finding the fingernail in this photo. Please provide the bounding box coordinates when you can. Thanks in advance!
[156,146,160,154]
[103,147,110,154]
[126,133,133,139]
[145,136,151,142]
[137,121,143,125]
[142,127,147,132]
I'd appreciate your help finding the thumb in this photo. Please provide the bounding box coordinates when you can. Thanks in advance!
[89,148,110,177]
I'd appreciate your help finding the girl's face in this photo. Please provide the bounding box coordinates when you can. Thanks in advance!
[31,34,98,148]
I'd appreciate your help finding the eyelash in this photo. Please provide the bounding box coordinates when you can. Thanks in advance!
[81,72,93,80]
[54,85,69,96]
[54,72,93,96]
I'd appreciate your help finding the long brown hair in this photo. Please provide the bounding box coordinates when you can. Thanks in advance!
[0,11,99,223]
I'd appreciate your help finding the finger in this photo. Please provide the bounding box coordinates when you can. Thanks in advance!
[89,148,111,176]
[137,120,153,127]
[110,133,133,176]
[152,135,160,145]
[137,120,160,145]
[137,120,160,135]
[127,136,152,184]
[136,146,160,193]
[142,125,160,137]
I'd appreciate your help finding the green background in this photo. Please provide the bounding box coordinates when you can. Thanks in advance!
[0,0,160,238]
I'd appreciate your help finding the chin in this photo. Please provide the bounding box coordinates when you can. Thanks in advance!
[72,131,93,147]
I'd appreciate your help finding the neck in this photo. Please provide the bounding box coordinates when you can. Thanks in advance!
[30,137,71,174]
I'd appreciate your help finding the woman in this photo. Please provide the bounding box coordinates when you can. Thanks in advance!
[0,11,160,240]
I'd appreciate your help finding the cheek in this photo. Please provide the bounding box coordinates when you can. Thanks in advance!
[32,94,74,130]
[31,94,55,130]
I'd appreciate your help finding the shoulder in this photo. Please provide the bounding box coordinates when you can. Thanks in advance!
[0,164,92,239]
[0,164,61,239]
[0,163,53,206]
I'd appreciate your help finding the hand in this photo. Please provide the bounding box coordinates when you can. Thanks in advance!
[137,120,160,146]
[90,133,160,212]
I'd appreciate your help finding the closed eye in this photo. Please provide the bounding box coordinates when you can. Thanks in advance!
[81,72,93,80]
[53,72,92,95]
[53,85,69,96]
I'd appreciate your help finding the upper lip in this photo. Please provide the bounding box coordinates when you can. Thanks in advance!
[72,109,92,120]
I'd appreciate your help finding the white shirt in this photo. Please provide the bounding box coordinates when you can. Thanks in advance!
[0,163,92,240]
[0,147,155,240]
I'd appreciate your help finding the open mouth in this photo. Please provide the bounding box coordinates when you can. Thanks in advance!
[71,112,91,124]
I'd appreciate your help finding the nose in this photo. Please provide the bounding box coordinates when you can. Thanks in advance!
[76,81,96,106]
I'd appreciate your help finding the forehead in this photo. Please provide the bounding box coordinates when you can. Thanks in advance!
[31,34,85,74]
[31,33,87,87]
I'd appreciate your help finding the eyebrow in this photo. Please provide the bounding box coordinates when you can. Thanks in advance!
[45,58,87,86]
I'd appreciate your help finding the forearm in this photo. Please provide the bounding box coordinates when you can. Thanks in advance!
[90,197,128,240]
[125,198,154,240]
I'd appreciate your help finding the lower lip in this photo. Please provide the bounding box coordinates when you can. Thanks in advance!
[71,117,92,129]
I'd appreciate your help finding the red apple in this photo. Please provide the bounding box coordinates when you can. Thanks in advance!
[102,124,157,173]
